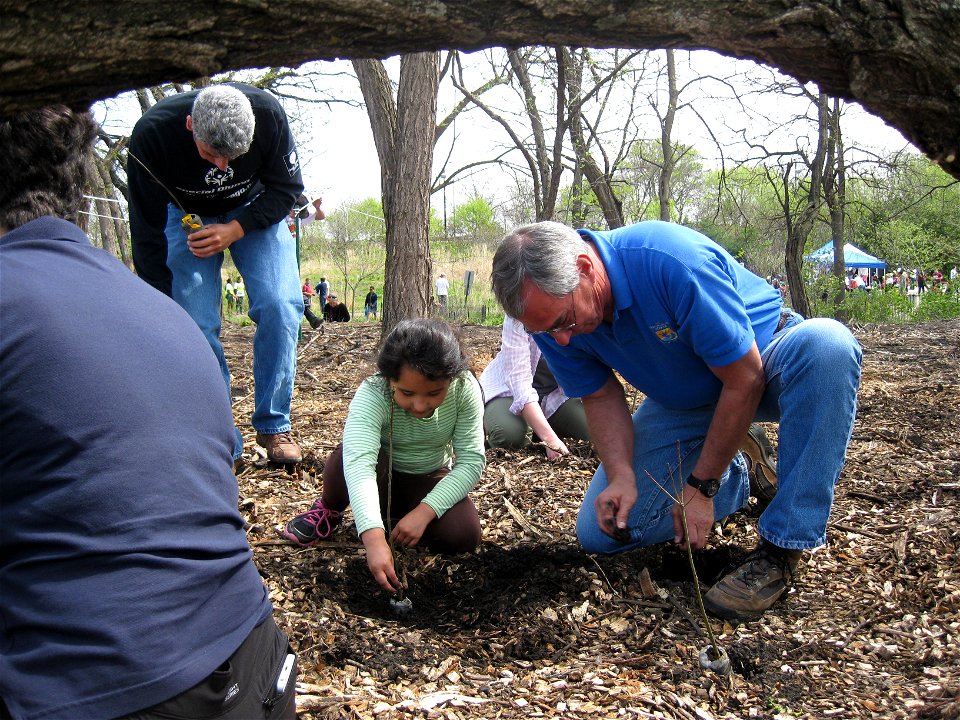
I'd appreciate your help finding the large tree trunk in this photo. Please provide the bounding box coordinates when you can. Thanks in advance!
[3,1,958,179]
[355,54,439,341]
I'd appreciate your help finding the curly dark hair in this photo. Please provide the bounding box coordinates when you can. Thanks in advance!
[0,105,97,230]
[377,318,471,382]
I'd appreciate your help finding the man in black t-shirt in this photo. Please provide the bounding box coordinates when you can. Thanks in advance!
[128,83,304,465]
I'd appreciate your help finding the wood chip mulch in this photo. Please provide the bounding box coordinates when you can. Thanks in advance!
[222,317,960,719]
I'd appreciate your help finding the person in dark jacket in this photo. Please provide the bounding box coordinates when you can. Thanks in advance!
[128,83,304,465]
[0,105,297,720]
[364,285,379,320]
[323,293,351,322]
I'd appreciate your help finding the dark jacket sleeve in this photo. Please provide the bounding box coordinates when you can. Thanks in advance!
[127,133,174,296]
[233,99,304,234]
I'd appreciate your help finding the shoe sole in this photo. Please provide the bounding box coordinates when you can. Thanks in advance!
[703,593,774,621]
[276,525,320,548]
[741,424,777,504]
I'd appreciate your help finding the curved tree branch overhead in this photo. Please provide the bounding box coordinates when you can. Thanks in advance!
[1,0,958,177]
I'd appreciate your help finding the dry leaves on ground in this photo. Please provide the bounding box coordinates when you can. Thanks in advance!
[223,317,959,720]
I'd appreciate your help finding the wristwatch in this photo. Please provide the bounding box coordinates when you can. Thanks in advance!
[686,473,721,498]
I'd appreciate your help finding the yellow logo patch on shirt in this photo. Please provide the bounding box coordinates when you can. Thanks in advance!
[652,323,679,343]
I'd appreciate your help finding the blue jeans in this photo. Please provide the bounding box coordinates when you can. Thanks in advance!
[576,312,862,553]
[165,204,304,458]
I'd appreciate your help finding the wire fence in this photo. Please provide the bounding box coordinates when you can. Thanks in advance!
[430,299,503,325]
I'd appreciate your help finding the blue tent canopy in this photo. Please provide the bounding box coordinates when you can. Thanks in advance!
[805,240,887,269]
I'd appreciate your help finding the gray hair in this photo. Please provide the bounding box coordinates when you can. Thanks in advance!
[190,85,255,160]
[491,221,587,318]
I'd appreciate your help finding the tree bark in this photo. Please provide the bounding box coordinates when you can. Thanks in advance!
[657,49,678,222]
[355,54,439,340]
[822,97,848,319]
[2,1,958,179]
[781,92,830,319]
[564,48,627,230]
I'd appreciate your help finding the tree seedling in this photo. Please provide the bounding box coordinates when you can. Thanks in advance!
[643,463,731,675]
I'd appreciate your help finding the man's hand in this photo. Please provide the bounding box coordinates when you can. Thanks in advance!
[595,475,638,542]
[391,503,436,548]
[186,220,245,258]
[672,483,715,550]
[361,529,403,593]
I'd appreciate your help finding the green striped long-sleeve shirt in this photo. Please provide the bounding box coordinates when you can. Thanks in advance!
[342,372,485,537]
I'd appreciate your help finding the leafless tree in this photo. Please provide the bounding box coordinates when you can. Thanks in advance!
[821,96,848,317]
[453,47,647,227]
[564,47,645,229]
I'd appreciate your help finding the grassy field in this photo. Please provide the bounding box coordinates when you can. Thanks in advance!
[223,234,506,325]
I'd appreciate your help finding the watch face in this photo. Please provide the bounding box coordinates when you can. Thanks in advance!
[689,475,720,497]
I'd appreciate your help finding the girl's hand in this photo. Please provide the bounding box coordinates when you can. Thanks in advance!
[391,503,436,548]
[361,529,403,593]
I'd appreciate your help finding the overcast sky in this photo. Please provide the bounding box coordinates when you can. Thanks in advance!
[96,50,915,218]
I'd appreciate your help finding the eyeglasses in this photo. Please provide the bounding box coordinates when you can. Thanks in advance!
[525,294,577,336]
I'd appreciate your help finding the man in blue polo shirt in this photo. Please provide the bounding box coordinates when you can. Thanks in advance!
[0,107,296,719]
[491,220,862,620]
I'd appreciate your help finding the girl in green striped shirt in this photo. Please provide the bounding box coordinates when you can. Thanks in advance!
[281,319,486,593]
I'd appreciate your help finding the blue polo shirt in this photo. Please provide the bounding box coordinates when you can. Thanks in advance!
[535,221,783,409]
[0,217,272,720]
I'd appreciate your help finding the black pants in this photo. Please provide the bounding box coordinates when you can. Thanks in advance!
[321,442,481,553]
[116,616,297,720]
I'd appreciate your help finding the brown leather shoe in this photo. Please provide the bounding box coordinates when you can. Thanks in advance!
[704,543,803,620]
[255,432,302,464]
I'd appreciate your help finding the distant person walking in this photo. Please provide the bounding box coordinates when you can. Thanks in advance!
[225,276,236,312]
[364,285,379,320]
[436,272,449,308]
[235,278,246,312]
[315,276,329,310]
